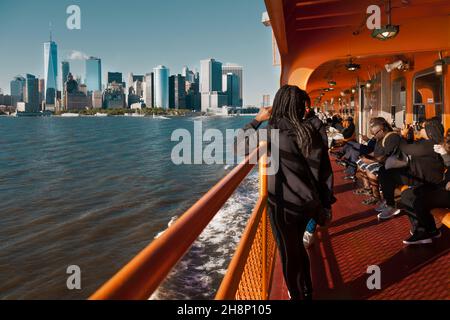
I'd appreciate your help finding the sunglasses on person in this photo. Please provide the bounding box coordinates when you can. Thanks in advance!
[372,128,383,137]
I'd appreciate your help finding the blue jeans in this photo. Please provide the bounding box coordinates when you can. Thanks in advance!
[306,219,317,233]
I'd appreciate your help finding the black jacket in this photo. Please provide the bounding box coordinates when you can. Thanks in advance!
[400,139,445,184]
[237,118,335,221]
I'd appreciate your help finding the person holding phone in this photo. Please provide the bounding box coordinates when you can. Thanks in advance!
[236,85,334,300]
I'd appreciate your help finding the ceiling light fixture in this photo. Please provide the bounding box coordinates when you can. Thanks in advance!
[372,0,400,41]
[434,52,446,76]
[346,58,361,71]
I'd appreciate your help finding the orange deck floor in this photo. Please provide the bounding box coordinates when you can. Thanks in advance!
[269,160,450,300]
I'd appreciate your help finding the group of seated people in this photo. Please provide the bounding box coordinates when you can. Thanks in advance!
[329,115,450,245]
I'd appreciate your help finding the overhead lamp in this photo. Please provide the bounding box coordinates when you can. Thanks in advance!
[434,60,444,75]
[346,58,360,71]
[328,80,336,87]
[328,87,335,91]
[351,87,356,94]
[434,53,446,76]
[371,0,399,41]
[372,25,399,41]
[366,81,372,89]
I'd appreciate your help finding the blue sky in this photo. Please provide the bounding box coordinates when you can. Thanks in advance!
[0,0,279,106]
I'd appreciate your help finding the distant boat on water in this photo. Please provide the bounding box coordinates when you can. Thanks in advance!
[94,113,108,117]
[60,113,80,117]
[152,114,170,120]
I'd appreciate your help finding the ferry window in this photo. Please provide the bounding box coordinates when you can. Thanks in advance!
[413,71,443,123]
[391,77,406,127]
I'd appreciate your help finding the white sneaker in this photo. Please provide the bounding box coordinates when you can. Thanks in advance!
[377,206,401,221]
[375,200,387,212]
[303,231,315,248]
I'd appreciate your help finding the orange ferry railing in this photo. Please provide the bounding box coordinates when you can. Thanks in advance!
[215,148,277,300]
[90,141,276,300]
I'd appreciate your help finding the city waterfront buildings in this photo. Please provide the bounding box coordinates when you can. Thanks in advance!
[16,74,40,113]
[92,91,103,109]
[169,74,186,109]
[44,38,58,105]
[103,82,126,109]
[223,73,240,107]
[64,73,90,111]
[108,72,123,85]
[200,59,222,93]
[153,65,169,109]
[201,91,228,112]
[10,75,25,107]
[143,73,155,108]
[85,57,102,92]
[222,64,243,107]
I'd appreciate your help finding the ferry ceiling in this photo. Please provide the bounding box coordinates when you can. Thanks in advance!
[264,0,450,108]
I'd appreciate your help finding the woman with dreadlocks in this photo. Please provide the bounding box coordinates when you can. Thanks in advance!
[237,85,334,300]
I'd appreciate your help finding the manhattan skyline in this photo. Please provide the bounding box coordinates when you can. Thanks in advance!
[0,0,279,106]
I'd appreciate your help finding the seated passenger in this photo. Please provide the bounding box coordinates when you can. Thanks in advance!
[330,117,356,148]
[341,117,356,141]
[331,115,344,131]
[399,127,449,245]
[354,118,401,207]
[378,118,446,221]
[341,122,377,180]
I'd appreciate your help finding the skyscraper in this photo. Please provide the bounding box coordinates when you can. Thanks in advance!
[61,61,70,87]
[182,66,196,83]
[144,73,154,108]
[108,72,123,85]
[153,65,169,109]
[200,59,222,93]
[169,74,186,109]
[23,74,40,113]
[61,61,70,109]
[223,73,240,107]
[44,36,58,105]
[38,79,45,109]
[85,57,102,92]
[10,75,25,107]
[222,64,243,107]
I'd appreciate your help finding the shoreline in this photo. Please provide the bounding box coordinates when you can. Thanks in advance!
[1,111,258,118]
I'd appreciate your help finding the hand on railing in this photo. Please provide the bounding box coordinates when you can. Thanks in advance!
[255,107,272,123]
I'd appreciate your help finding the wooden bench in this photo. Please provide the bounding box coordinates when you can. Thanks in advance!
[431,208,450,228]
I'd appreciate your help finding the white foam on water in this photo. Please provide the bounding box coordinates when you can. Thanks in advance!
[154,216,178,239]
[150,171,258,300]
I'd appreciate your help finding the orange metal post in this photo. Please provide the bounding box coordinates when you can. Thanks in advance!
[259,143,268,299]
[215,142,270,300]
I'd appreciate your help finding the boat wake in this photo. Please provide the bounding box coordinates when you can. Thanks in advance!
[150,171,258,300]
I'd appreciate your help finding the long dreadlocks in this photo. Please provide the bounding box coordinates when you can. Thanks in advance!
[269,85,315,157]
[424,118,444,144]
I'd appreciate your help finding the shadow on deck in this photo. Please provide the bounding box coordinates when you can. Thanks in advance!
[270,161,450,300]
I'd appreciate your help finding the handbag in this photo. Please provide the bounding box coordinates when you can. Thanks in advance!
[385,149,410,170]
